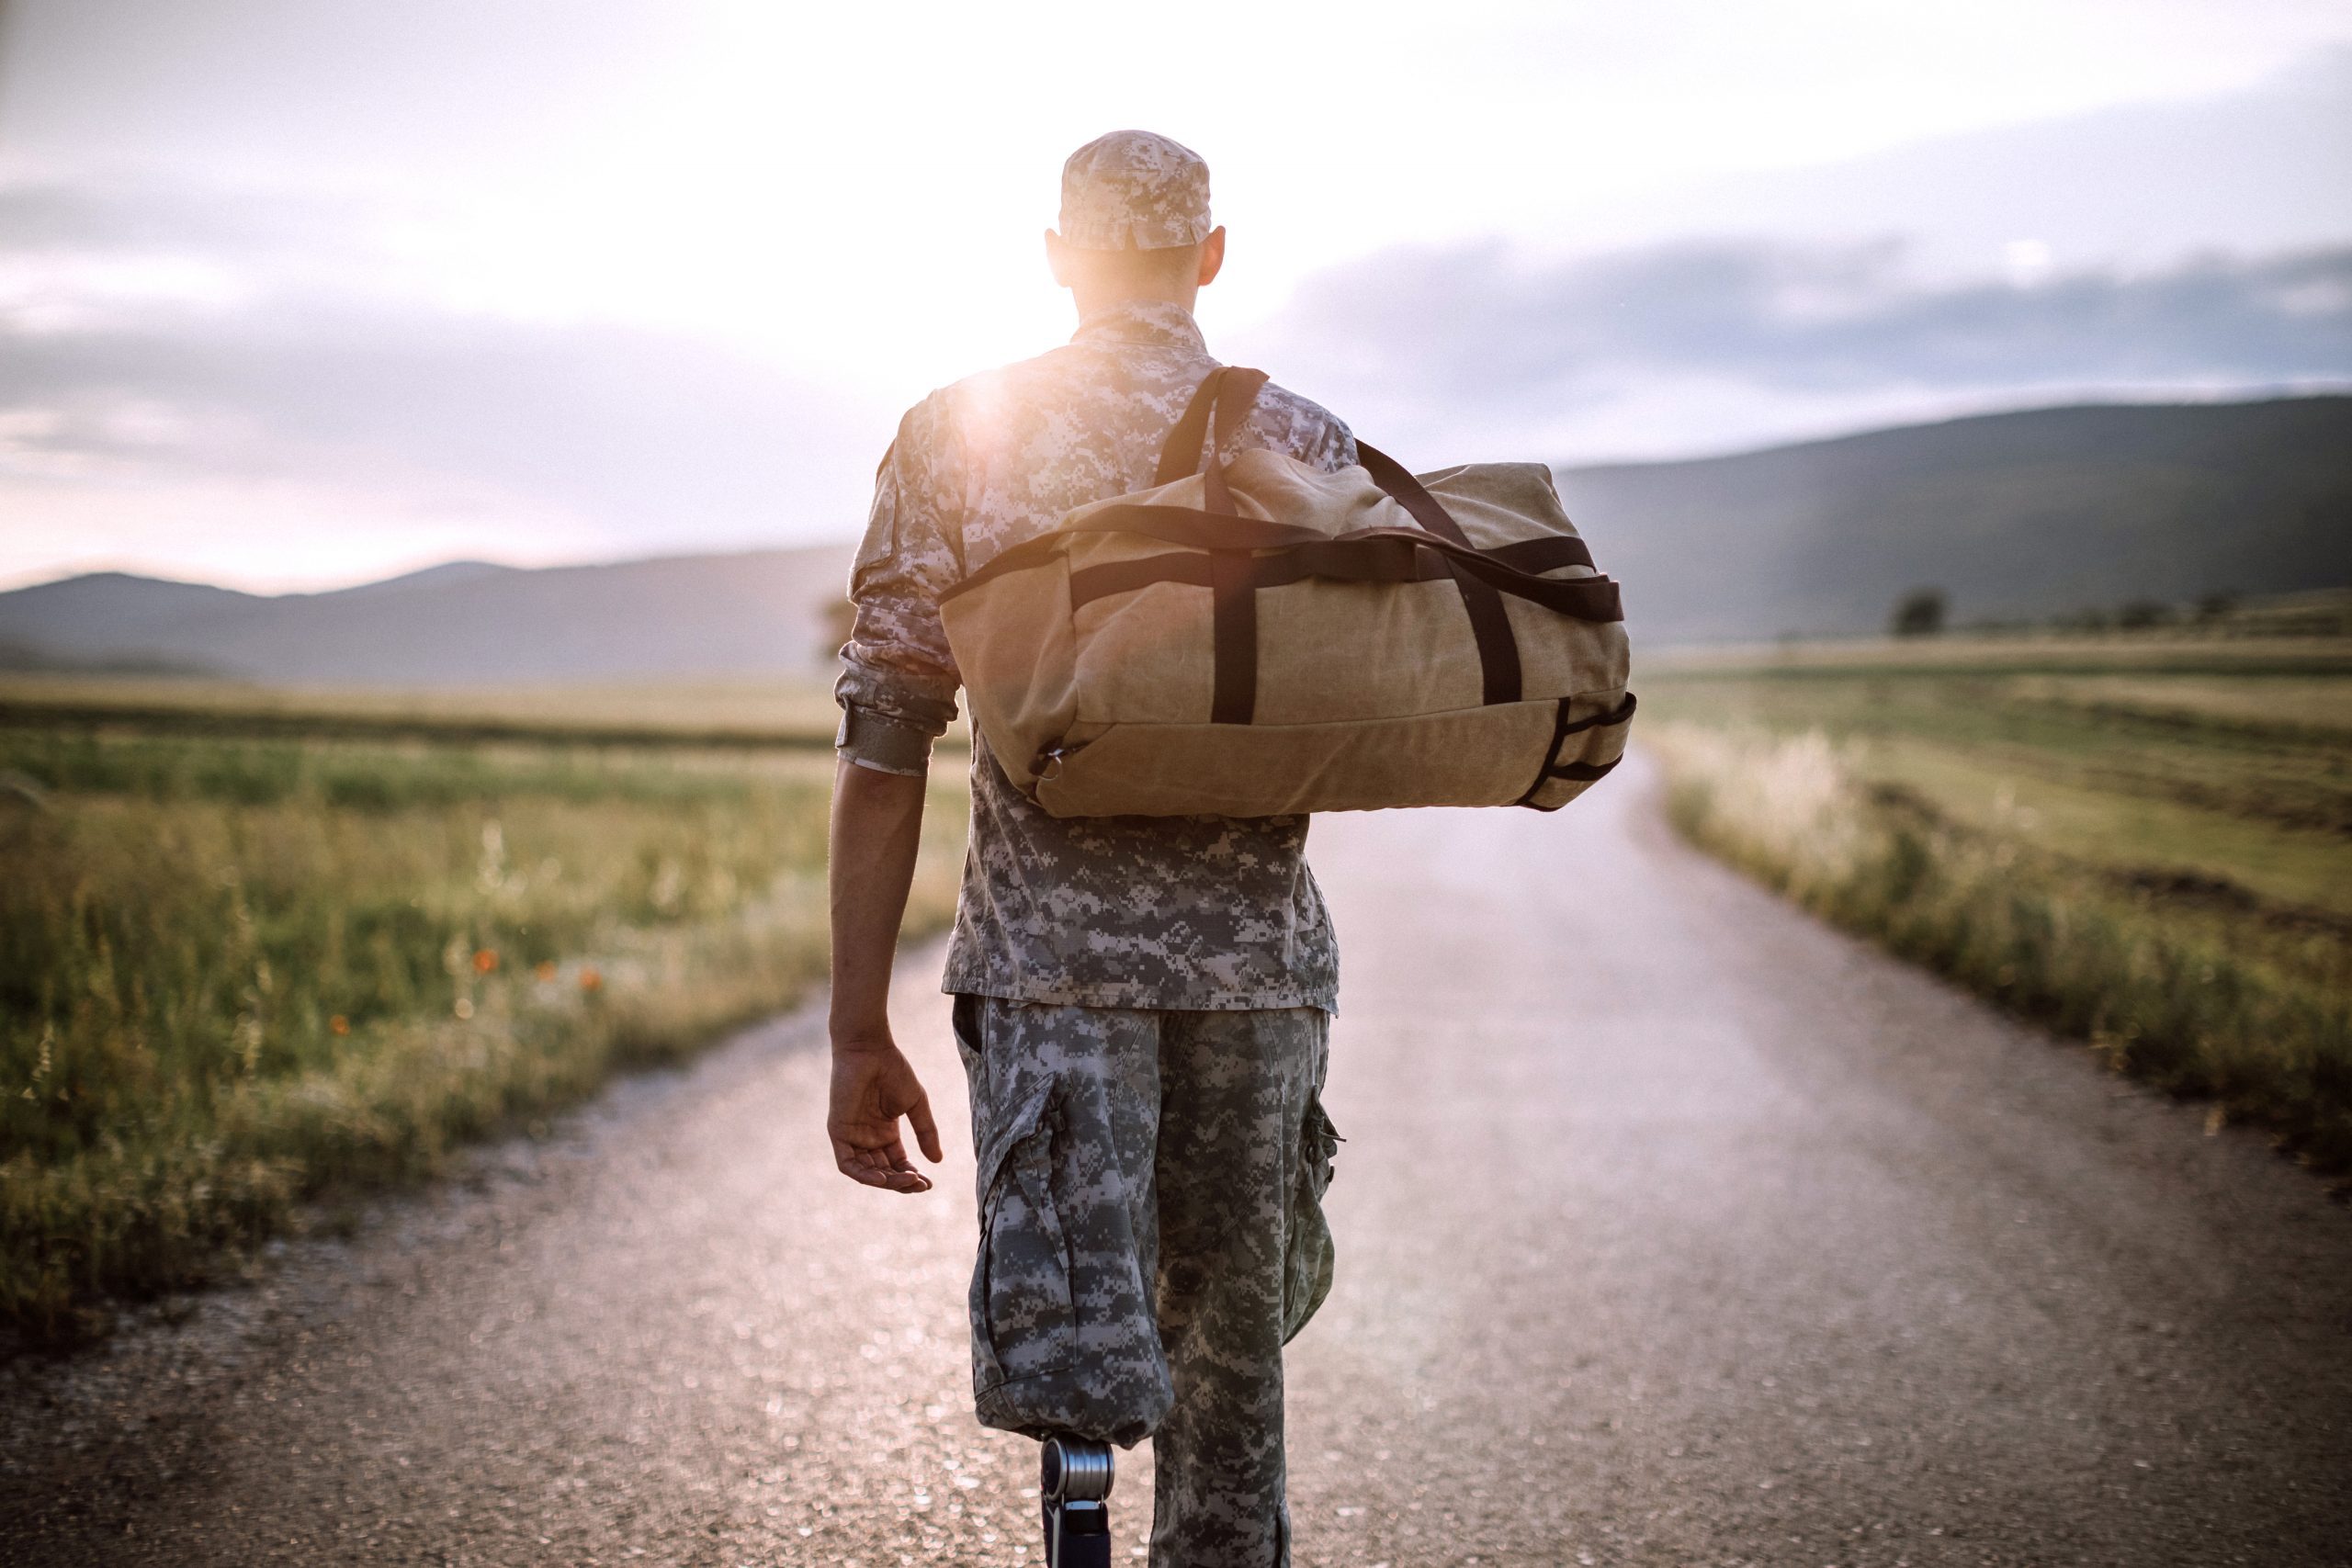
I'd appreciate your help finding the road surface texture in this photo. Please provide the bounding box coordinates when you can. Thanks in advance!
[6,756,2349,1566]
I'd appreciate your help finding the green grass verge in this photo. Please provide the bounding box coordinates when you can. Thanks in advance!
[0,724,967,1342]
[1642,649,2352,1174]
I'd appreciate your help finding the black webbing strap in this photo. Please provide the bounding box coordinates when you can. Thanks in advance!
[1207,548,1258,724]
[1156,367,1272,488]
[1489,536,1595,573]
[1174,369,1270,723]
[1196,368,1262,520]
[1156,378,1221,486]
[1357,442,1523,707]
[1514,692,1638,807]
[1067,536,1606,610]
[945,507,1623,621]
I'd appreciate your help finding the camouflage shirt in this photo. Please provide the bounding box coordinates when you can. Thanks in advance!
[836,299,1355,1010]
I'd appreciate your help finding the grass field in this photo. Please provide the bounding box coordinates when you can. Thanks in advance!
[0,671,971,750]
[0,682,967,1340]
[14,644,2345,1337]
[1642,635,2352,1173]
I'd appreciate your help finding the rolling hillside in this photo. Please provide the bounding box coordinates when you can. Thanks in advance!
[0,545,855,684]
[1562,394,2351,644]
[2,395,2346,681]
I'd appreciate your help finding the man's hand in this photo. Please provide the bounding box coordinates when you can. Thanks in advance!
[827,1036,944,1193]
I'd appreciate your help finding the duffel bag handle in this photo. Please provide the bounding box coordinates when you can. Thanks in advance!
[1157,371,1483,545]
[1158,372,1478,545]
[1155,367,1270,493]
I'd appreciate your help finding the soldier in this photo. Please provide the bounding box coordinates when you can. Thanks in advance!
[824,130,1351,1567]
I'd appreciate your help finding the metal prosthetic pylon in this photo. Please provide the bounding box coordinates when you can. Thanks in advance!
[1039,1435,1114,1568]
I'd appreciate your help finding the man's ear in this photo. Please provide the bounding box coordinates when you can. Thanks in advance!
[1045,229,1073,288]
[1196,226,1227,288]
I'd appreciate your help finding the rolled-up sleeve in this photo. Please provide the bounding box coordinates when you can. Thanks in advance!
[834,395,967,775]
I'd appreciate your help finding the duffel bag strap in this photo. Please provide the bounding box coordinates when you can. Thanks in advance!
[1057,525,1623,622]
[1157,367,1273,723]
[1357,442,1524,707]
[1155,367,1271,490]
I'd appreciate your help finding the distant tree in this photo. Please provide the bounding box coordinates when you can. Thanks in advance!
[2117,598,2175,629]
[2195,591,2241,623]
[1889,588,1948,637]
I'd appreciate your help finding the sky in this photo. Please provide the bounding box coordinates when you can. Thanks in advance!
[1,0,2347,592]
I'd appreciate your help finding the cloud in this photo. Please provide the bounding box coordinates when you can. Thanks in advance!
[1567,47,2352,276]
[0,178,340,254]
[0,175,894,575]
[1241,238,2352,460]
[0,297,883,523]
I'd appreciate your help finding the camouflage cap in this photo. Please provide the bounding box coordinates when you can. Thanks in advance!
[1057,130,1212,251]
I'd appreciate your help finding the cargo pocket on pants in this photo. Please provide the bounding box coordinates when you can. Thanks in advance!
[970,1089,1081,1433]
[1282,1098,1341,1344]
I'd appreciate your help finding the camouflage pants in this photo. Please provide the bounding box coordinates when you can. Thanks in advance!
[950,996,1340,1568]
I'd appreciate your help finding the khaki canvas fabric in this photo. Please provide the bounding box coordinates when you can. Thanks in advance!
[938,429,1633,819]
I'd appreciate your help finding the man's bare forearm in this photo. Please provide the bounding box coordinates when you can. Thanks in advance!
[828,758,931,1045]
[824,758,944,1191]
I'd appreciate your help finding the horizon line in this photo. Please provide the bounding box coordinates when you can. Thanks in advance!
[6,385,2346,600]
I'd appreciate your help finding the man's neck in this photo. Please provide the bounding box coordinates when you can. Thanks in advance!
[1069,283,1198,322]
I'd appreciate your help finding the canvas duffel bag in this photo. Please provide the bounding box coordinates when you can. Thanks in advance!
[937,366,1634,818]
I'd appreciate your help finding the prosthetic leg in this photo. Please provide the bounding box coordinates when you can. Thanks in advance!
[1039,1435,1115,1568]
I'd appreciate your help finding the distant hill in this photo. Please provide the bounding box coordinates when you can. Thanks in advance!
[1559,395,2352,644]
[3,396,2346,682]
[0,545,855,685]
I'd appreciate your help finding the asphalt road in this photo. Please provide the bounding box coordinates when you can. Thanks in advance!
[6,756,2350,1566]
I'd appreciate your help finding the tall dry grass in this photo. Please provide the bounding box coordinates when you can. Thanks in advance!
[0,728,965,1339]
[1648,722,2352,1172]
